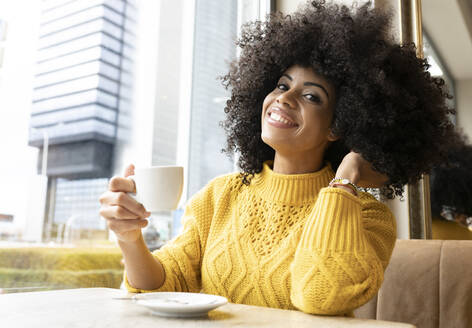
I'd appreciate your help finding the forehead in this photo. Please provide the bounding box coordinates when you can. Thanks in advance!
[282,65,331,87]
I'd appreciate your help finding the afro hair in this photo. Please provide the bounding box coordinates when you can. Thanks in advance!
[221,0,456,198]
[430,131,472,218]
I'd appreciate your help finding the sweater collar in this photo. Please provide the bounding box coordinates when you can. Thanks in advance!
[252,160,335,204]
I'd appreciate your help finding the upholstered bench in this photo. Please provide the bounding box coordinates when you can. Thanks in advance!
[354,239,472,328]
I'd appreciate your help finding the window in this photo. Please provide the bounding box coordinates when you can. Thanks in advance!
[187,0,238,197]
[0,0,270,293]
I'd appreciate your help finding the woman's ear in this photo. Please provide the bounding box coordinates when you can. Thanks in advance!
[327,129,340,142]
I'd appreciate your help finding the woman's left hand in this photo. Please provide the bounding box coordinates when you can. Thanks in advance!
[335,151,389,188]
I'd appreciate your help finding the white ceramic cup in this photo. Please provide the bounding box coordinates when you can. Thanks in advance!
[128,166,184,212]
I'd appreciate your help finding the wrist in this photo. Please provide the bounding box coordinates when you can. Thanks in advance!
[117,232,145,248]
[331,184,357,196]
[335,169,360,185]
[329,177,359,196]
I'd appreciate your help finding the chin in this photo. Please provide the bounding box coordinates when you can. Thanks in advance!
[261,134,294,154]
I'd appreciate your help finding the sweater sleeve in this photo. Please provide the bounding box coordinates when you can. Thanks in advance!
[124,175,224,294]
[290,187,396,315]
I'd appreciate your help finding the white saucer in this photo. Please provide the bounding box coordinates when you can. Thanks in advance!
[134,292,228,318]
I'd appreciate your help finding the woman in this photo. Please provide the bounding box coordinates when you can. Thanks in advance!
[99,1,456,315]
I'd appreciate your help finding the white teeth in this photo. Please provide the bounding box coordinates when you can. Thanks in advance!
[270,112,294,125]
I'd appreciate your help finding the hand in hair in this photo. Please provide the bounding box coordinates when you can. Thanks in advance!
[335,151,389,189]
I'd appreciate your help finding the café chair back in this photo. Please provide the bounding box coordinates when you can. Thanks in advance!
[354,239,472,328]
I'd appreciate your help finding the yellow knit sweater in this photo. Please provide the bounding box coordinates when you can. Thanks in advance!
[125,161,397,315]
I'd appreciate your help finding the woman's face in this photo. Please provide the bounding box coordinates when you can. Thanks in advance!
[261,65,337,157]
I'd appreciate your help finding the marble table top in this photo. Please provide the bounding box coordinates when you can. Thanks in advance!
[0,288,415,327]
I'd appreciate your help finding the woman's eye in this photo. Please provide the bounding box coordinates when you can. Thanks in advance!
[276,83,288,91]
[304,94,321,103]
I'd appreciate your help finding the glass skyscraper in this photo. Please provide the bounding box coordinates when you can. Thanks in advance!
[28,0,136,234]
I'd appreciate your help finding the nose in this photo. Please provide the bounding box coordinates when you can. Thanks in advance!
[275,90,296,109]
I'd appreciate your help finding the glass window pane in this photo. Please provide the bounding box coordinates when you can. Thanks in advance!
[187,0,238,197]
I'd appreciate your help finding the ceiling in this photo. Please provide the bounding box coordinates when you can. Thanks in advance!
[422,0,472,80]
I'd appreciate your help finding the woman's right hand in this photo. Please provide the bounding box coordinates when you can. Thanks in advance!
[99,164,151,243]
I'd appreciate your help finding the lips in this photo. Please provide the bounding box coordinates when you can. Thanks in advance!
[267,107,298,127]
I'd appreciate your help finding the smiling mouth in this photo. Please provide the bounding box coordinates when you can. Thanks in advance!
[267,110,298,128]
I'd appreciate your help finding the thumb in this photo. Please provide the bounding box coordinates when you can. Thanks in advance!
[123,164,135,178]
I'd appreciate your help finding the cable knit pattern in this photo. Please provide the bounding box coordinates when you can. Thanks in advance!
[124,161,396,315]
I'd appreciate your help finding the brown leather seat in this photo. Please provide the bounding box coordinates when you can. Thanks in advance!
[354,239,472,328]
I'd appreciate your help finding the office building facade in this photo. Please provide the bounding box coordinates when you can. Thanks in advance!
[28,0,136,232]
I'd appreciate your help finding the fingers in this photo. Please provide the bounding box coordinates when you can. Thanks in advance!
[99,204,139,220]
[124,164,135,178]
[99,191,150,218]
[99,163,149,239]
[105,217,148,234]
[108,176,135,193]
[111,191,150,217]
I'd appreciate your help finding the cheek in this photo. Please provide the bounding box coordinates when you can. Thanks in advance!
[262,93,275,114]
[301,112,331,138]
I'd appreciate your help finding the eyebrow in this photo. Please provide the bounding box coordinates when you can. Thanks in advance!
[282,73,330,99]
